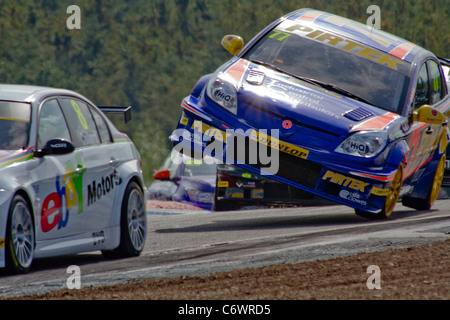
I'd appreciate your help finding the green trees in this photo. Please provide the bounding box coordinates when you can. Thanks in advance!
[0,0,448,183]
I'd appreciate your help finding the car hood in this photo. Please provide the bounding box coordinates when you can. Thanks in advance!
[225,62,396,149]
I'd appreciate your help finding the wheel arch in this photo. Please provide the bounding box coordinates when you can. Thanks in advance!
[385,139,409,169]
[11,189,36,237]
[2,188,36,273]
[110,173,146,229]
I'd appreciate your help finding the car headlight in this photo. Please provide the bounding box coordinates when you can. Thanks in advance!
[207,73,238,115]
[335,130,387,158]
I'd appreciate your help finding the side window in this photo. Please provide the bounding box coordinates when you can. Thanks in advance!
[60,98,100,147]
[38,99,71,150]
[91,109,112,143]
[428,60,444,104]
[414,63,429,109]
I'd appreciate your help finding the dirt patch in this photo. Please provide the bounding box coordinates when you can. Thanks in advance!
[147,200,204,211]
[14,239,449,300]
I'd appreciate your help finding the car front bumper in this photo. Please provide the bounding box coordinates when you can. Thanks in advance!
[171,101,400,215]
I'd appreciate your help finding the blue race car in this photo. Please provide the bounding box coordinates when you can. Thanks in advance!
[149,154,218,210]
[171,9,450,219]
[149,153,323,210]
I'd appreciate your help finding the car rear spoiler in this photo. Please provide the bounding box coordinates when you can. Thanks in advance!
[438,57,450,67]
[98,106,132,123]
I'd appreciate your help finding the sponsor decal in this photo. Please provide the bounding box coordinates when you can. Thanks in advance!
[278,21,405,70]
[180,116,189,126]
[217,181,229,188]
[322,170,369,192]
[249,129,309,160]
[41,155,86,233]
[251,189,264,199]
[92,230,105,246]
[282,120,293,129]
[189,119,309,160]
[87,170,120,207]
[370,186,390,196]
[231,190,244,198]
[41,155,120,233]
[339,190,367,206]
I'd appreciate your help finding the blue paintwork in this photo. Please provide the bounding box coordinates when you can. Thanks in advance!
[171,9,450,217]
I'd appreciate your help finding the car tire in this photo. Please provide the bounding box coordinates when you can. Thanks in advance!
[5,195,34,274]
[355,163,403,220]
[402,155,445,211]
[102,181,147,258]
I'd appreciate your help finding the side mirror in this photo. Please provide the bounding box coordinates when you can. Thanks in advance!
[37,139,75,157]
[221,35,244,56]
[153,169,171,180]
[412,105,447,125]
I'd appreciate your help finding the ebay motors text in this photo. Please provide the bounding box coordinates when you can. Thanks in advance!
[41,156,119,233]
[41,155,86,233]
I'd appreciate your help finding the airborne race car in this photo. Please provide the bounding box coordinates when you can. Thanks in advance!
[171,8,450,219]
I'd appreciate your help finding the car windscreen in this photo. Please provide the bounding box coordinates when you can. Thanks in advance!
[0,101,31,150]
[243,22,411,114]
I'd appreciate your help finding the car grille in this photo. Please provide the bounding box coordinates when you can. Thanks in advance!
[270,152,322,189]
[224,136,322,190]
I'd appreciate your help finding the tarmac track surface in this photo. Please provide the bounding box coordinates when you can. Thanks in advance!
[1,199,449,298]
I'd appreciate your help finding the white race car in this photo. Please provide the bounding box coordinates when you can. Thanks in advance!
[0,85,147,274]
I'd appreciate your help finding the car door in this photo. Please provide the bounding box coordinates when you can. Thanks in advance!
[405,59,448,179]
[34,98,87,241]
[58,97,118,235]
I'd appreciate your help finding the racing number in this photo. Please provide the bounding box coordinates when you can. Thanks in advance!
[269,30,291,41]
[70,100,89,130]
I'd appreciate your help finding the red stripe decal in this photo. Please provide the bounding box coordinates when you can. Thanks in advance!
[389,43,415,60]
[224,59,250,88]
[352,112,399,131]
[297,11,324,22]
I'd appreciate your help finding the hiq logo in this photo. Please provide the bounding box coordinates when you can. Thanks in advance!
[41,155,86,233]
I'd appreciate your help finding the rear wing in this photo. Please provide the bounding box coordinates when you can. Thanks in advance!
[98,106,132,123]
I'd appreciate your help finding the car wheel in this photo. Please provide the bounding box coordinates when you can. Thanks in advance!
[402,155,445,211]
[356,164,403,220]
[102,181,147,258]
[5,195,34,274]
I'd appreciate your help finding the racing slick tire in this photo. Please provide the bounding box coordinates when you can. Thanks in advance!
[355,163,403,220]
[5,194,35,274]
[402,155,445,211]
[102,181,147,258]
